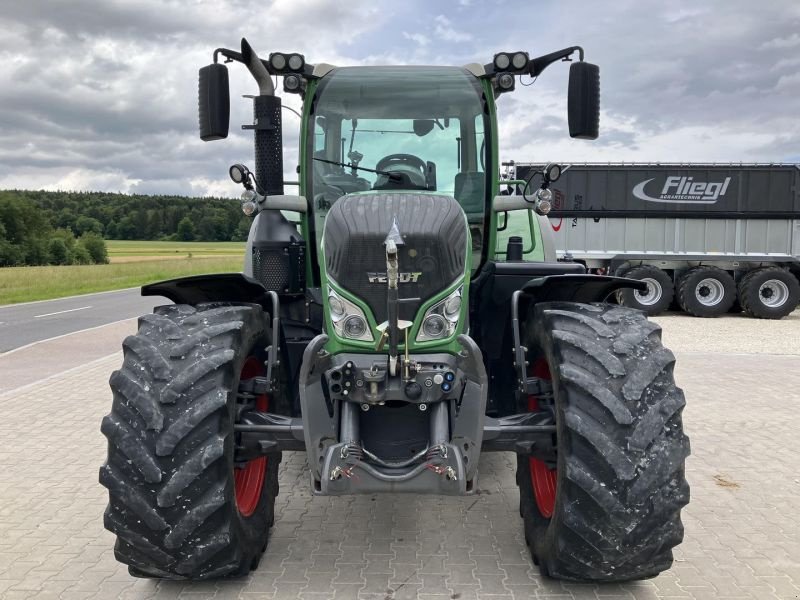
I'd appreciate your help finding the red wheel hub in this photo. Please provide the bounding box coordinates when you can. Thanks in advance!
[234,356,269,517]
[528,358,557,518]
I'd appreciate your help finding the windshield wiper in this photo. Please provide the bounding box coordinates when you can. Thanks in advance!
[313,158,401,181]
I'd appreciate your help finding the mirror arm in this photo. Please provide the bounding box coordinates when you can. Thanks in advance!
[528,46,584,77]
[213,48,244,65]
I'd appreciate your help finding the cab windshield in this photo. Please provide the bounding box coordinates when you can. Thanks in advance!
[308,66,488,264]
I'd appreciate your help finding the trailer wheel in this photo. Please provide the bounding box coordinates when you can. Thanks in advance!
[616,265,674,315]
[100,303,280,579]
[738,267,800,319]
[517,302,689,581]
[677,266,736,317]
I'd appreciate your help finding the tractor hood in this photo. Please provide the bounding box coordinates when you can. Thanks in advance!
[322,193,469,324]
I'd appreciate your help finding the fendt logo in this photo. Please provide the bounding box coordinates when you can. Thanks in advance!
[367,272,422,284]
[633,176,731,204]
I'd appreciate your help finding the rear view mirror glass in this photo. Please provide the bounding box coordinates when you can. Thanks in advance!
[567,62,600,140]
[198,63,230,141]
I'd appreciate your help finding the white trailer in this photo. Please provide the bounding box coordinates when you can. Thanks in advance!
[508,163,800,318]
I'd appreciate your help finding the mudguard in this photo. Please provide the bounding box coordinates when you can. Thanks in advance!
[521,274,646,304]
[141,273,273,309]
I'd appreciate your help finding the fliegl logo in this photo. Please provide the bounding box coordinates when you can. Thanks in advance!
[367,272,422,284]
[633,176,731,204]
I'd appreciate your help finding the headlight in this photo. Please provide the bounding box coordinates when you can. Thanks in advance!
[241,189,258,216]
[535,188,552,215]
[417,285,463,342]
[328,286,373,342]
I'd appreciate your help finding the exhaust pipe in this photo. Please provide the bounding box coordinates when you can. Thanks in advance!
[241,38,274,96]
[239,38,283,196]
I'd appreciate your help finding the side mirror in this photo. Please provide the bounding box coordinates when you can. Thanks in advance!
[198,63,230,141]
[567,62,599,140]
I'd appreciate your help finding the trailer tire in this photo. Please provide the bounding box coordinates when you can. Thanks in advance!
[100,303,280,579]
[738,267,800,319]
[616,265,674,315]
[677,266,736,317]
[517,302,690,582]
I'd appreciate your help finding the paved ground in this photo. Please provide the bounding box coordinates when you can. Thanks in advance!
[1,329,800,599]
[0,289,167,353]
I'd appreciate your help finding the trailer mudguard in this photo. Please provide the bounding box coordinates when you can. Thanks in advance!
[142,273,273,310]
[520,274,646,304]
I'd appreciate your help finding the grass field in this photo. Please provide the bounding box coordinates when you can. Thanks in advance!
[106,240,245,262]
[0,241,245,305]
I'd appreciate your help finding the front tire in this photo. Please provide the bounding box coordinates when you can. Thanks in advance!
[100,303,280,579]
[517,302,690,581]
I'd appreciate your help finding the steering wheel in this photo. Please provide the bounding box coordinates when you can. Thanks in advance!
[376,153,427,175]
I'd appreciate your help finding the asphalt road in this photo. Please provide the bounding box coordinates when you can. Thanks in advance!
[0,288,169,353]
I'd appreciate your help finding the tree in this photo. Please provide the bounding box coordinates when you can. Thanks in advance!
[116,216,136,240]
[75,215,103,236]
[79,232,109,264]
[0,240,22,266]
[22,238,49,265]
[48,238,69,265]
[72,244,92,264]
[176,216,196,241]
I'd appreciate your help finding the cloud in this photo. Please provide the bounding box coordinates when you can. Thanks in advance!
[0,0,797,197]
[403,32,430,47]
[433,15,472,43]
[760,32,800,49]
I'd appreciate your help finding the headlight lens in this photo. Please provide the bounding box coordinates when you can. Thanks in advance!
[343,315,367,338]
[416,285,463,342]
[329,296,345,319]
[422,314,447,338]
[328,286,373,342]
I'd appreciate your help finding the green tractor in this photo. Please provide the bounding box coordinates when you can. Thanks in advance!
[100,39,689,582]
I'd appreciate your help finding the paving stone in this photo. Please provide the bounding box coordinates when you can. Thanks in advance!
[0,345,797,600]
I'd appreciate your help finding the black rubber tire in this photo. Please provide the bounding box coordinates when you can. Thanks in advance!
[738,267,800,319]
[616,265,674,315]
[100,303,280,580]
[517,302,690,582]
[676,266,736,317]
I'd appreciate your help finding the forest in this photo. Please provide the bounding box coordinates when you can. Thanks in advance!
[0,190,249,267]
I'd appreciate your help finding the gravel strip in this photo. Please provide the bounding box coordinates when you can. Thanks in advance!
[653,308,800,355]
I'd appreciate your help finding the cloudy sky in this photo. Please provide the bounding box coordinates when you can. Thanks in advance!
[1,0,798,197]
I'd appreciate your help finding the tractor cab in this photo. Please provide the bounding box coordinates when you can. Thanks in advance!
[307,66,489,257]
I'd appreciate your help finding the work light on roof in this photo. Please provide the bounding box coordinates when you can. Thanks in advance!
[493,53,511,70]
[511,51,529,70]
[269,53,286,71]
[496,72,516,92]
[287,53,304,71]
[494,51,529,74]
[283,74,303,93]
[269,52,305,73]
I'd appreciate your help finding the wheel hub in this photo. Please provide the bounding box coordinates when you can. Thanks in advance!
[695,278,724,307]
[635,277,663,306]
[759,279,789,308]
[235,356,269,517]
[528,358,557,518]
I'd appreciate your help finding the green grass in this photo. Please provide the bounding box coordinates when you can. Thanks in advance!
[0,242,245,305]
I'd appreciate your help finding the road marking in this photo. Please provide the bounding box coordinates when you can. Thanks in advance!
[34,306,92,318]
